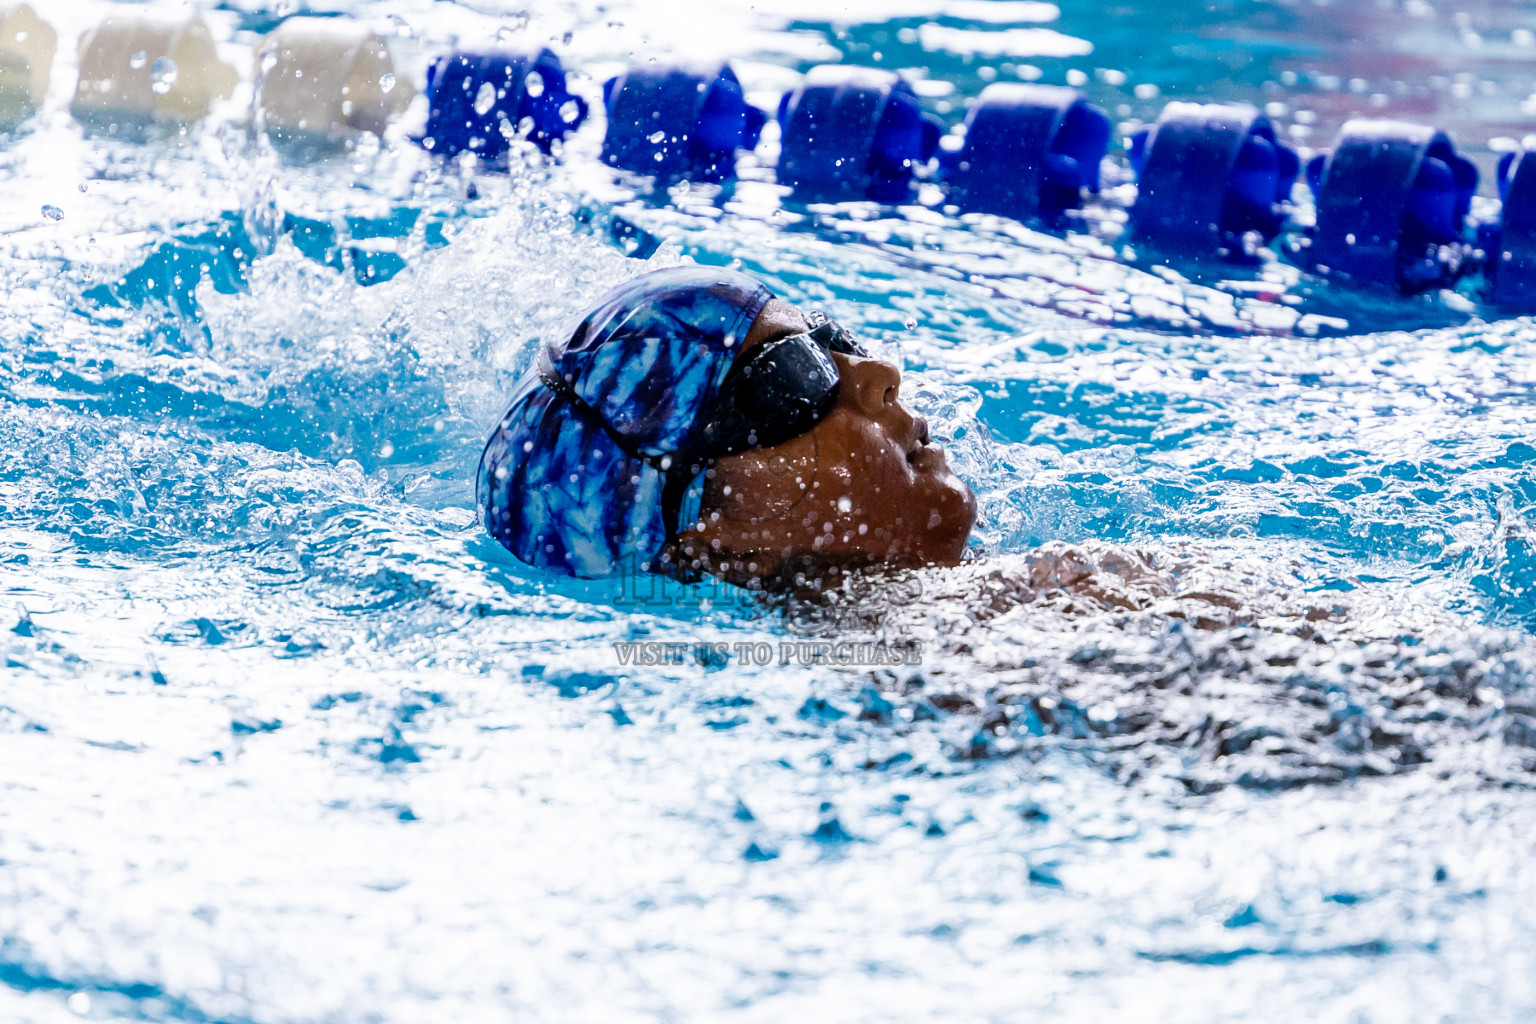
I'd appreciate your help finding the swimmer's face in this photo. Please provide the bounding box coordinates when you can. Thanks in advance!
[687,299,976,580]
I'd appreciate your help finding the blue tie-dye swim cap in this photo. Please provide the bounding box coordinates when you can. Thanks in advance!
[478,265,773,579]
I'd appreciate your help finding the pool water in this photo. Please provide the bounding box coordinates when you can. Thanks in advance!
[5,1,1536,1020]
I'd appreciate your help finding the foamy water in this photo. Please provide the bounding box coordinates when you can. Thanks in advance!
[4,0,1536,1020]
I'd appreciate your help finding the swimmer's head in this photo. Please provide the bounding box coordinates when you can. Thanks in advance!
[477,266,976,584]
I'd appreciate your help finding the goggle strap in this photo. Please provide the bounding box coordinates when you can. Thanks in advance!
[537,357,705,552]
[540,366,681,470]
[804,310,866,355]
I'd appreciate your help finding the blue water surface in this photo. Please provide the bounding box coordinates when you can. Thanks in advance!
[5,1,1536,1021]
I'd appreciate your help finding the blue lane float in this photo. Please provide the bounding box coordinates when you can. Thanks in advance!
[1297,119,1477,291]
[420,49,586,160]
[776,66,942,204]
[1128,102,1298,259]
[939,83,1109,224]
[1485,149,1536,306]
[33,13,1534,315]
[601,63,766,183]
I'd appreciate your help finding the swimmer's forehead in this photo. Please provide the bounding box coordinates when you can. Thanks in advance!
[736,298,811,364]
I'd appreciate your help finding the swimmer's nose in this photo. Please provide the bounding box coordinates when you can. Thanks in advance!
[838,354,904,416]
[838,354,929,455]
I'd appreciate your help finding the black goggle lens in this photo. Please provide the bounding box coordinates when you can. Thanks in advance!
[696,311,868,457]
[701,334,841,455]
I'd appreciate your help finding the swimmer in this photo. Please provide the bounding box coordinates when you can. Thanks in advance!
[478,265,977,587]
[477,267,1533,790]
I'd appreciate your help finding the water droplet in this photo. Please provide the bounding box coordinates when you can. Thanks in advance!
[648,129,666,144]
[903,316,918,330]
[559,99,581,123]
[524,70,544,98]
[67,992,90,1015]
[378,441,395,459]
[41,205,63,221]
[128,50,147,70]
[151,57,179,95]
[341,99,354,117]
[260,51,278,76]
[837,496,852,513]
[77,183,87,193]
[474,81,497,116]
[379,73,397,94]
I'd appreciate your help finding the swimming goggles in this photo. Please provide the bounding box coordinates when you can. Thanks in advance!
[538,310,867,538]
[540,310,866,467]
[694,310,867,458]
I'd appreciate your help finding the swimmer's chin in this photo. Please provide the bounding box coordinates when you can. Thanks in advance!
[928,497,978,568]
[913,453,977,568]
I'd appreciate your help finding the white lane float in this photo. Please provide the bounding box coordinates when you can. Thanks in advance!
[254,17,414,156]
[71,9,237,130]
[0,2,55,130]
